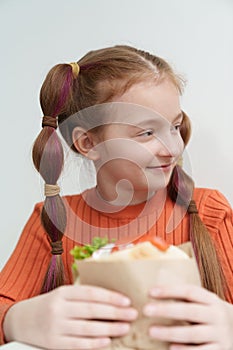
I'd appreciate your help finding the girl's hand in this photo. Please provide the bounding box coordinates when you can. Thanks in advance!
[143,285,233,350]
[3,285,138,349]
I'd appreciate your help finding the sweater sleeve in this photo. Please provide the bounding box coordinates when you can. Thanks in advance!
[0,203,51,344]
[196,189,233,303]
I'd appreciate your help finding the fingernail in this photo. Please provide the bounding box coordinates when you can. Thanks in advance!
[149,326,160,337]
[149,287,161,297]
[127,308,138,319]
[143,304,157,316]
[121,297,131,306]
[100,338,111,346]
[120,323,130,333]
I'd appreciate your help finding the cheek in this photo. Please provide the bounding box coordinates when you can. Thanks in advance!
[168,133,184,154]
[97,139,153,166]
[175,134,185,155]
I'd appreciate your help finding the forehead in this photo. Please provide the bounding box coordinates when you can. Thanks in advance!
[111,79,181,123]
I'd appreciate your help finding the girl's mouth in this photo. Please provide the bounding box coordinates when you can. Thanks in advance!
[147,163,174,171]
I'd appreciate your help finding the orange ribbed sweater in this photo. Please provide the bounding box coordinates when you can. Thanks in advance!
[0,187,232,344]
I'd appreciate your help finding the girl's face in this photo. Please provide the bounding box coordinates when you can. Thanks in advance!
[91,79,184,205]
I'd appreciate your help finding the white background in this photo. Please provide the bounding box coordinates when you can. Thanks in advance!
[0,0,232,269]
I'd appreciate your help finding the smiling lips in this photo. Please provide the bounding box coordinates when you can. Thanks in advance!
[147,163,174,171]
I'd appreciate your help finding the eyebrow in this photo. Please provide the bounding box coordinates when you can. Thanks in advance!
[133,111,184,128]
[172,111,184,122]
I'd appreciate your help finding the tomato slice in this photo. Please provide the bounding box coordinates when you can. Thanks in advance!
[111,243,134,253]
[111,236,169,253]
[138,236,169,252]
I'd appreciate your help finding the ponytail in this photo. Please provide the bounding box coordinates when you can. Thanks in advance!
[168,165,227,299]
[32,63,79,293]
[188,200,226,299]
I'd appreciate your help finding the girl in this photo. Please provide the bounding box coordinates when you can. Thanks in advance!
[0,45,232,350]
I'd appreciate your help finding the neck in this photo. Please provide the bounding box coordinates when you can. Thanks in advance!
[96,181,156,206]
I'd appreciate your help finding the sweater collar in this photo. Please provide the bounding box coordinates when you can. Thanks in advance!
[82,187,169,219]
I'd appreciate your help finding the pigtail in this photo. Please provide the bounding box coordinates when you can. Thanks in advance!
[168,165,227,299]
[32,63,79,293]
[188,200,226,299]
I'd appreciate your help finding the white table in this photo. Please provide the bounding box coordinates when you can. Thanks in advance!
[0,342,43,349]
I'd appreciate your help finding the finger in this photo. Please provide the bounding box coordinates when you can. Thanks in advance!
[149,324,215,343]
[64,301,138,321]
[52,335,111,350]
[57,285,131,306]
[143,301,210,324]
[149,285,218,305]
[61,319,130,337]
[170,344,219,350]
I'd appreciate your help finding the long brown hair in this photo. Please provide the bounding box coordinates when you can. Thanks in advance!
[32,45,226,298]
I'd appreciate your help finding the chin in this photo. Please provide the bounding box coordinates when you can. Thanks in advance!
[146,172,171,190]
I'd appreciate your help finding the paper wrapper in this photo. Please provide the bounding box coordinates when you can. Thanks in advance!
[76,242,201,350]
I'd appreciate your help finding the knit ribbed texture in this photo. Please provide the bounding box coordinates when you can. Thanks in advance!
[0,188,232,344]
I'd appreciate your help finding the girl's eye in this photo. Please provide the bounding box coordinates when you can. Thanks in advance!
[138,130,154,137]
[171,124,181,133]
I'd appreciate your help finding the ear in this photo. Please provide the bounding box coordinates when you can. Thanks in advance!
[72,127,100,160]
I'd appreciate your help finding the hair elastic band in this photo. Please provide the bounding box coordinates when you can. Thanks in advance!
[69,62,80,78]
[177,156,183,167]
[51,240,63,255]
[44,184,60,197]
[188,200,198,214]
[42,116,57,129]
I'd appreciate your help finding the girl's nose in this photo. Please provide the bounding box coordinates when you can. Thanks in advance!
[154,134,183,158]
[157,141,173,157]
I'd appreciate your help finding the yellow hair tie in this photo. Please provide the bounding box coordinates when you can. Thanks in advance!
[177,156,183,167]
[44,184,60,197]
[69,62,80,78]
